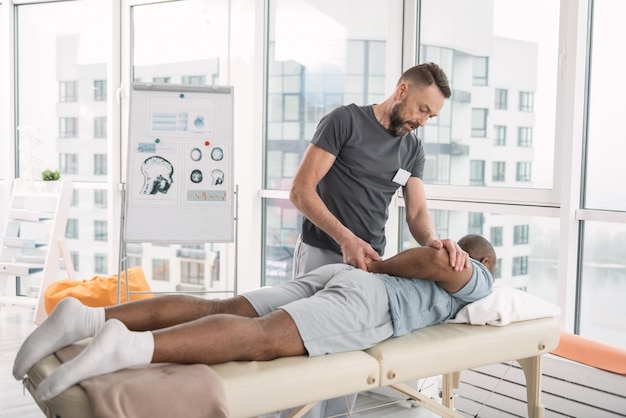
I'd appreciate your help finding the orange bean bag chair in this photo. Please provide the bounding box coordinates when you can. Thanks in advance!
[44,266,153,314]
[551,331,626,375]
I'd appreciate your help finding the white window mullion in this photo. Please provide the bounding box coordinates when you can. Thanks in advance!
[2,1,17,183]
[554,0,589,332]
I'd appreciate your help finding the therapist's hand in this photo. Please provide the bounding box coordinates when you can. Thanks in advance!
[340,235,381,271]
[428,238,470,272]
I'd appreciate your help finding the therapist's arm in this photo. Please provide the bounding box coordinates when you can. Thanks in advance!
[290,143,381,270]
[403,177,470,272]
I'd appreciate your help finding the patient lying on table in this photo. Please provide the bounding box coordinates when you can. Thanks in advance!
[13,234,496,402]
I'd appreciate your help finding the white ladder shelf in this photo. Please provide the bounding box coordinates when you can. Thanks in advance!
[0,179,75,324]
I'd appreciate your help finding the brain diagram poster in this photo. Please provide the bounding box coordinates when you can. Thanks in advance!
[125,83,234,243]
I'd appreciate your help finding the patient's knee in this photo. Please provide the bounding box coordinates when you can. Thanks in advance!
[253,311,306,359]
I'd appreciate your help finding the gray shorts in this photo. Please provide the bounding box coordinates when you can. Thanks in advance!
[292,234,343,278]
[242,263,394,356]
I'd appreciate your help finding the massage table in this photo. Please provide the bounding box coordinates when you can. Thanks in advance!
[24,315,560,418]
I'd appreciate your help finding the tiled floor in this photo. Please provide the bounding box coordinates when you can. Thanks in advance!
[1,305,440,418]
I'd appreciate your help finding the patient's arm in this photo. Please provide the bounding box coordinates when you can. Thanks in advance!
[365,246,473,293]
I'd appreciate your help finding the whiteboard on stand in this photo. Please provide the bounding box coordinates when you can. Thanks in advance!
[125,83,234,243]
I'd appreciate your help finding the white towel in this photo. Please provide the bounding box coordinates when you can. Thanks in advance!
[447,287,561,326]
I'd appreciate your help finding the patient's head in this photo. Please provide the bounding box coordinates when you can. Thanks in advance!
[458,234,497,278]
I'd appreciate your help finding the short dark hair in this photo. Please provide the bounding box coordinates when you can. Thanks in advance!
[398,62,451,99]
[458,234,497,276]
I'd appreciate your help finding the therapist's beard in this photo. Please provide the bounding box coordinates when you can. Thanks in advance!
[388,102,410,137]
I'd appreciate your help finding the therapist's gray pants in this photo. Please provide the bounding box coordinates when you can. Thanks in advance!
[278,235,357,418]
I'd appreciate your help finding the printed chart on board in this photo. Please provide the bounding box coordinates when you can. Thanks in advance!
[125,83,234,243]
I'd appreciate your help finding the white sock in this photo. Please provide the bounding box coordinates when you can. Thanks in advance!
[12,297,104,380]
[35,319,154,401]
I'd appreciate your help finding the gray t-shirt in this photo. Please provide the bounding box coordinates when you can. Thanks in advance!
[302,104,425,255]
[379,258,494,337]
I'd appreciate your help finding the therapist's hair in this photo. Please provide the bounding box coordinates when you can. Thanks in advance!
[458,234,497,272]
[398,62,452,99]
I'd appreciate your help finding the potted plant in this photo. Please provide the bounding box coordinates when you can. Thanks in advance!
[41,169,61,181]
[40,169,61,192]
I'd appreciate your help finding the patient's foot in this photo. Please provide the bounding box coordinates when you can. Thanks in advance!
[12,297,105,380]
[35,319,154,401]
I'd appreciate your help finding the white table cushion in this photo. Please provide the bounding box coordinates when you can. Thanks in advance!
[211,351,380,418]
[367,317,560,385]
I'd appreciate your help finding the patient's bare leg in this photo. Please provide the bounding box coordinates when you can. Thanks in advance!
[150,308,303,364]
[104,294,258,331]
[13,294,256,381]
[35,309,304,401]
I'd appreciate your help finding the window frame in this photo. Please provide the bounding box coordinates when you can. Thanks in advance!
[94,116,107,138]
[59,81,78,102]
[492,161,506,182]
[59,117,78,138]
[494,88,508,110]
[471,108,488,137]
[0,0,609,342]
[473,56,489,86]
[93,80,107,102]
[518,91,534,112]
[493,125,507,146]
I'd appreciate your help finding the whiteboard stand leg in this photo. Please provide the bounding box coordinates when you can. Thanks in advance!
[117,183,127,305]
[234,184,239,296]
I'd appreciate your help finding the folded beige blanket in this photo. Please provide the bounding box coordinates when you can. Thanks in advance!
[56,341,229,418]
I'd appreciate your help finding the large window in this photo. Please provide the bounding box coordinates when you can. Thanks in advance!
[262,0,389,285]
[15,0,111,277]
[0,1,5,226]
[400,208,559,295]
[2,0,625,351]
[585,1,626,212]
[8,0,234,296]
[419,0,558,190]
[580,0,626,346]
[132,1,225,83]
[17,1,110,177]
[129,0,232,296]
[580,222,626,346]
